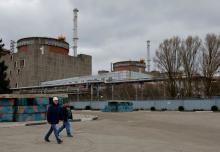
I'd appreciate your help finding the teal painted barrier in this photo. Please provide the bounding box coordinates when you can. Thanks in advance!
[0,98,15,106]
[15,113,46,122]
[0,97,67,122]
[0,113,13,122]
[34,98,49,105]
[15,105,47,114]
[16,98,28,106]
[102,102,133,112]
[0,106,14,114]
[118,102,133,112]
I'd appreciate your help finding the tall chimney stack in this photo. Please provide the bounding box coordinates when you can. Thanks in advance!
[73,8,79,57]
[146,40,151,72]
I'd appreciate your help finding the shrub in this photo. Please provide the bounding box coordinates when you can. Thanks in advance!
[92,108,99,111]
[211,106,218,112]
[161,108,167,111]
[85,106,91,110]
[193,109,204,111]
[178,106,184,111]
[150,107,156,111]
[70,106,75,110]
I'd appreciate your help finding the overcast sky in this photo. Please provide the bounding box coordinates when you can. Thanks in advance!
[1,0,220,74]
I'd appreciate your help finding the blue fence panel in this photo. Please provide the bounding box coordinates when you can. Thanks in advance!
[71,99,220,111]
[91,101,108,110]
[155,100,181,110]
[215,100,220,108]
[72,101,90,109]
[132,101,154,110]
[166,100,181,110]
[183,100,212,110]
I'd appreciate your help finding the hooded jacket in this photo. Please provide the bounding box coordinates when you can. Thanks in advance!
[46,103,61,124]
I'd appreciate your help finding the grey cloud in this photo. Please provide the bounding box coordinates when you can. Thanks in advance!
[1,0,220,74]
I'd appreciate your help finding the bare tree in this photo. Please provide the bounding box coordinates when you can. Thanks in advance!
[154,37,181,98]
[0,38,11,94]
[180,36,201,97]
[201,34,220,97]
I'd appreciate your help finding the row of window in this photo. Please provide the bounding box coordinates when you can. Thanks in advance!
[9,69,21,76]
[14,59,25,69]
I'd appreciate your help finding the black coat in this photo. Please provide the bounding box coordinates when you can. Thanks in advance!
[61,107,68,121]
[46,104,61,124]
[60,106,72,121]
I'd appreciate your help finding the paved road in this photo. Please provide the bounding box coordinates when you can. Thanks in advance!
[0,111,220,152]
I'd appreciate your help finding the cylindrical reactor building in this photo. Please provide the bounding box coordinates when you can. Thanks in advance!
[3,37,91,88]
[17,37,69,55]
[113,60,146,73]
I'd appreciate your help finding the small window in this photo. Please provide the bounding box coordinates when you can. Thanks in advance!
[15,83,18,88]
[17,69,20,75]
[10,55,13,61]
[9,70,12,76]
[14,61,17,68]
[20,59,25,68]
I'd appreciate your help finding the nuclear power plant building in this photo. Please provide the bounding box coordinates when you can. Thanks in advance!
[1,37,92,88]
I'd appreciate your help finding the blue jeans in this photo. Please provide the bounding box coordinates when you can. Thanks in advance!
[58,121,72,136]
[45,124,60,141]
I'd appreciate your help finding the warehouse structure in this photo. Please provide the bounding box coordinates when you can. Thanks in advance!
[1,37,92,88]
[11,71,157,102]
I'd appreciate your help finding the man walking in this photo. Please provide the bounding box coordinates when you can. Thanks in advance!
[58,102,73,137]
[44,97,63,144]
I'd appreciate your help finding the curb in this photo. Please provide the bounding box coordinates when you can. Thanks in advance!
[0,115,98,127]
[0,123,26,128]
[25,121,47,126]
[25,116,98,126]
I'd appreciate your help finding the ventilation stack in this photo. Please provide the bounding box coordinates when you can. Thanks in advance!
[146,40,151,72]
[73,8,79,57]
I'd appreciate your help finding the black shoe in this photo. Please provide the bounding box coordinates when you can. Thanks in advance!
[57,139,63,144]
[44,138,50,142]
[67,134,73,137]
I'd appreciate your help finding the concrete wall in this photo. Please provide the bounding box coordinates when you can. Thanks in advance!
[1,37,92,88]
[71,99,220,111]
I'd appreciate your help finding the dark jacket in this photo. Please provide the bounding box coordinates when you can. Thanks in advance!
[47,103,60,124]
[60,106,71,122]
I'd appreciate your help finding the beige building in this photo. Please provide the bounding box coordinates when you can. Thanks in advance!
[1,37,92,88]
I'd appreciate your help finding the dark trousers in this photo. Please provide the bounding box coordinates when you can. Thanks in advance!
[45,124,60,141]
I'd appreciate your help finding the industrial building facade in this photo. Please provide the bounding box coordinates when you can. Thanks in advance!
[113,60,146,73]
[1,37,92,88]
